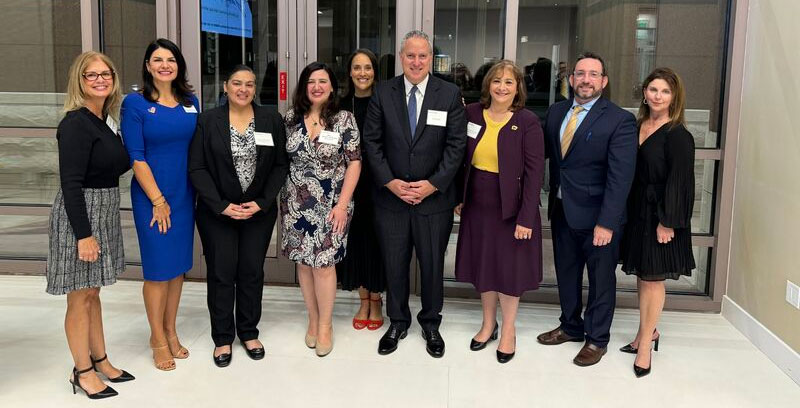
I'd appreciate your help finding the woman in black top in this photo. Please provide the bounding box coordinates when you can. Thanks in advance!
[335,49,386,331]
[47,51,133,399]
[189,65,289,367]
[619,68,696,378]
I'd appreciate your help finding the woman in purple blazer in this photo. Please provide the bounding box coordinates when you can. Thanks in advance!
[454,60,545,363]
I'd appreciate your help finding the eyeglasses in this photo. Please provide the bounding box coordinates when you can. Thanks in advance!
[82,71,115,81]
[573,71,603,79]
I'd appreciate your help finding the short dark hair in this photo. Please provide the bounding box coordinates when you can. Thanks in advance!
[479,60,527,112]
[141,38,194,106]
[344,49,379,99]
[290,62,340,128]
[575,51,607,76]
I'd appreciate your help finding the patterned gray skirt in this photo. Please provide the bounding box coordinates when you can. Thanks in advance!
[46,187,125,295]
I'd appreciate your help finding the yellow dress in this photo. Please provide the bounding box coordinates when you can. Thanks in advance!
[471,110,510,173]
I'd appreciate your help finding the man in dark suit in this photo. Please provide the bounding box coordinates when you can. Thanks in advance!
[362,30,467,358]
[536,52,637,366]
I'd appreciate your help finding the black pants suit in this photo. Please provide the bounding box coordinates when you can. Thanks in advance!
[189,103,288,346]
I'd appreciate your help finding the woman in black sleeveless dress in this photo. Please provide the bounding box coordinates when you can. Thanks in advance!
[620,68,695,378]
[336,49,387,331]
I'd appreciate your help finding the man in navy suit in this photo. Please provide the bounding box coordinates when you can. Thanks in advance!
[536,52,637,366]
[362,30,467,358]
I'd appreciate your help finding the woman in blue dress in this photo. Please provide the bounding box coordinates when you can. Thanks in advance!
[121,38,198,371]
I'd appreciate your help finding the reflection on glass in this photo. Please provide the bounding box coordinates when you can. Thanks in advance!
[433,0,506,104]
[101,0,157,93]
[0,0,81,127]
[200,0,278,109]
[516,0,729,147]
[317,0,396,94]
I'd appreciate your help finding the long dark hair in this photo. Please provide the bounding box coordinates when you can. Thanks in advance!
[637,67,686,129]
[343,48,379,100]
[141,38,194,106]
[290,62,339,128]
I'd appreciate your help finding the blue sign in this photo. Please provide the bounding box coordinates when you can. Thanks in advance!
[201,0,253,38]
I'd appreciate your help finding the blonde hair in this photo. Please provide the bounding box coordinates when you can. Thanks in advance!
[63,51,122,122]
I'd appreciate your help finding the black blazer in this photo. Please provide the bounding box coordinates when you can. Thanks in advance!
[362,74,467,214]
[189,103,289,216]
[543,97,637,231]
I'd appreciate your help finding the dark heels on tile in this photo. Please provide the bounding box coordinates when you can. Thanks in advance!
[70,366,118,399]
[496,337,516,364]
[633,353,653,378]
[91,354,135,383]
[619,329,660,354]
[469,321,498,351]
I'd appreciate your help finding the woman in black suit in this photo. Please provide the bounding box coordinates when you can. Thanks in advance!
[189,65,289,367]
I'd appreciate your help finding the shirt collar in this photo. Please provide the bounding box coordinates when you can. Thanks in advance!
[404,74,429,98]
[571,95,601,111]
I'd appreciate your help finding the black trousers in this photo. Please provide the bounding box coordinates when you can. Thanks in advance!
[196,206,276,347]
[551,199,619,348]
[374,206,454,331]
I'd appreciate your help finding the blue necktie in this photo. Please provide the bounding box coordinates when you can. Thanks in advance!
[408,85,418,138]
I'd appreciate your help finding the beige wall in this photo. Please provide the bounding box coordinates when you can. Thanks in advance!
[727,0,800,352]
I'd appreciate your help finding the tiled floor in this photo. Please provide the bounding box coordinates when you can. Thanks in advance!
[0,275,797,407]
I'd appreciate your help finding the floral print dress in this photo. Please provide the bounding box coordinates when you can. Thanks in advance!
[280,109,361,267]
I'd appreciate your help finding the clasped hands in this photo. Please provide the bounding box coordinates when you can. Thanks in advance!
[386,179,436,205]
[222,201,261,221]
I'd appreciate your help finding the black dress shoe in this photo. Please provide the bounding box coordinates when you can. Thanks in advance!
[495,336,516,363]
[496,349,515,363]
[378,324,407,355]
[469,321,498,351]
[634,355,652,378]
[241,340,265,360]
[421,328,445,358]
[213,346,232,368]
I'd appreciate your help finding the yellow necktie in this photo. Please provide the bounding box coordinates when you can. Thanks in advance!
[561,105,585,157]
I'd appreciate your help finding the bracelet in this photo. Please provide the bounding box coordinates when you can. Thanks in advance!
[150,194,165,205]
[153,198,167,208]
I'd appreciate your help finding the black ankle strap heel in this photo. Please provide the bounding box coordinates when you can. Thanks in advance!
[70,366,118,399]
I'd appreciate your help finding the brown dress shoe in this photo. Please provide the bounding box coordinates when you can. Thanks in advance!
[573,342,607,366]
[537,327,583,345]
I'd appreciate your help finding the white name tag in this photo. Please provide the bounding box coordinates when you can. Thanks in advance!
[106,116,119,134]
[183,105,198,113]
[467,122,482,139]
[318,130,340,145]
[254,132,274,146]
[426,110,448,127]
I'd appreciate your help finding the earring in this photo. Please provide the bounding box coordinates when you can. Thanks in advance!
[643,98,648,105]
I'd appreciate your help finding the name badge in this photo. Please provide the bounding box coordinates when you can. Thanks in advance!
[106,116,119,135]
[467,122,482,139]
[318,130,340,145]
[183,105,198,114]
[254,132,274,146]
[426,110,447,127]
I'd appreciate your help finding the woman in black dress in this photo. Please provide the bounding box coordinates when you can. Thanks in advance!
[48,51,134,399]
[619,67,695,377]
[335,49,387,331]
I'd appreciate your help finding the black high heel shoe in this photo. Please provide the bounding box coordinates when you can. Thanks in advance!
[496,337,516,364]
[91,354,135,383]
[619,329,660,354]
[470,321,498,351]
[633,354,652,378]
[70,366,118,399]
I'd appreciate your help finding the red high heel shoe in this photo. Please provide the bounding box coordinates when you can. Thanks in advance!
[367,296,384,331]
[352,297,370,330]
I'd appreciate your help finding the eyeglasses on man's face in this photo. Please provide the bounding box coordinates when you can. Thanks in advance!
[573,71,603,79]
[82,71,115,82]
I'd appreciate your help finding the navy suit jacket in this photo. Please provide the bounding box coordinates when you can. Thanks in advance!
[459,103,545,229]
[543,97,637,231]
[362,74,467,214]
